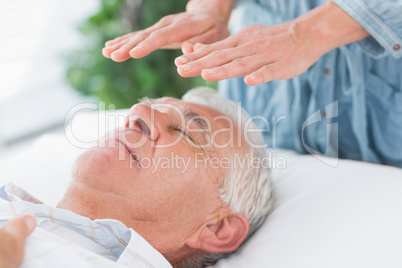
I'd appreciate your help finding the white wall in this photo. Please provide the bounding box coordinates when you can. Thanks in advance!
[0,0,100,158]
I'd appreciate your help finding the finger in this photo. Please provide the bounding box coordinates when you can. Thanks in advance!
[112,21,184,61]
[181,42,194,54]
[110,31,151,62]
[0,216,36,268]
[177,47,256,77]
[199,55,263,81]
[180,29,215,55]
[102,37,132,58]
[181,42,207,55]
[105,15,174,58]
[244,62,285,85]
[105,36,132,50]
[181,42,206,54]
[105,32,134,47]
[3,215,36,239]
[175,37,238,66]
[161,42,183,49]
[110,22,175,61]
[193,43,206,51]
[110,50,132,62]
[129,25,192,59]
[181,36,208,55]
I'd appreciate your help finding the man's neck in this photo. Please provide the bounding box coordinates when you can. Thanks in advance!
[57,180,197,265]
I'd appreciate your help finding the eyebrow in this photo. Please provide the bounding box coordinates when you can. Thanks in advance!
[182,107,211,147]
[183,108,209,131]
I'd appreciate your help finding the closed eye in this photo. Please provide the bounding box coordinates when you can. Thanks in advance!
[173,127,194,142]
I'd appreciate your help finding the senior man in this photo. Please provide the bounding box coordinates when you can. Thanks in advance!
[0,88,272,268]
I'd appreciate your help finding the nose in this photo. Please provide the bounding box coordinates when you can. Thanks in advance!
[126,104,162,141]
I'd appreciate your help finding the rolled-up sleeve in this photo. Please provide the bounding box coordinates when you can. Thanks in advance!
[331,0,402,59]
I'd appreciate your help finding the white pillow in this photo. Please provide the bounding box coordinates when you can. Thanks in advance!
[1,110,402,267]
[213,150,402,268]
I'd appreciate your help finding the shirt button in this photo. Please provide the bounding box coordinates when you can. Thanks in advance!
[393,44,401,51]
[323,67,331,76]
[321,110,327,119]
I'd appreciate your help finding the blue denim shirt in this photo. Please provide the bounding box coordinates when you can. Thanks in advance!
[219,0,402,167]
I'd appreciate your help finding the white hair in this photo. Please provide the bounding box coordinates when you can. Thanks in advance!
[180,87,273,267]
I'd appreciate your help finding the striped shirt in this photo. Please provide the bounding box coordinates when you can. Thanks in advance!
[0,183,172,268]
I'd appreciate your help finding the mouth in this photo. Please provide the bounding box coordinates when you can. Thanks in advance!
[115,138,141,168]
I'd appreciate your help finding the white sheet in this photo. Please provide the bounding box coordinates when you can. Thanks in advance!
[213,150,402,267]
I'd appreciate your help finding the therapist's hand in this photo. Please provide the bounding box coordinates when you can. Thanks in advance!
[0,215,36,268]
[102,12,229,62]
[175,23,322,86]
[175,1,369,85]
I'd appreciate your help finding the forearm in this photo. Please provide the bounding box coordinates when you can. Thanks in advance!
[186,0,236,24]
[294,1,370,55]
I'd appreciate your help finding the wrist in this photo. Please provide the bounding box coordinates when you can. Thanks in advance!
[293,1,369,54]
[186,0,235,24]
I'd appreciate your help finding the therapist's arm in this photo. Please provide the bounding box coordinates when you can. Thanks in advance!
[175,1,370,85]
[331,0,402,59]
[102,0,236,62]
[0,215,36,268]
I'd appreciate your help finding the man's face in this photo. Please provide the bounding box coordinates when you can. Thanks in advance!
[64,97,245,255]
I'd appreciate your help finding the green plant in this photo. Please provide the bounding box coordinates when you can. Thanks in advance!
[66,0,216,109]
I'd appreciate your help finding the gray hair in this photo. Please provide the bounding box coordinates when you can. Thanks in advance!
[180,87,273,267]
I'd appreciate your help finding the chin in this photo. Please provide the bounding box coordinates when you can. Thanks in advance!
[71,146,135,193]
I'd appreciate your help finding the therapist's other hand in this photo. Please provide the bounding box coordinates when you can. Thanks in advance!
[102,12,229,62]
[175,23,322,86]
[0,215,36,268]
[175,1,369,86]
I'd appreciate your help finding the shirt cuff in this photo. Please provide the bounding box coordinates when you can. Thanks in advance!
[331,0,402,59]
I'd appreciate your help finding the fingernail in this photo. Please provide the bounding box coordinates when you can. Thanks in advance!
[180,64,191,71]
[23,215,37,233]
[204,68,216,74]
[248,74,256,80]
[177,57,188,64]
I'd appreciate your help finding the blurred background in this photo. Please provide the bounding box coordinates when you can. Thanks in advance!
[0,0,215,160]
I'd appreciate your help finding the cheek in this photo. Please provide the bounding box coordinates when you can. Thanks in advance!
[139,166,220,222]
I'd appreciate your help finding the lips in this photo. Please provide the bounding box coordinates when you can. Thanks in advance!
[115,137,141,167]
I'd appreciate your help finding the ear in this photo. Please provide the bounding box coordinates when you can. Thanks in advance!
[185,214,250,253]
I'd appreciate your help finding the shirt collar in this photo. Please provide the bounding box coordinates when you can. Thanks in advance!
[1,183,172,268]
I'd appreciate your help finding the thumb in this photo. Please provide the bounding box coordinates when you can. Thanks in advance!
[193,43,206,51]
[181,31,212,55]
[182,41,207,55]
[181,42,194,54]
[3,215,37,240]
